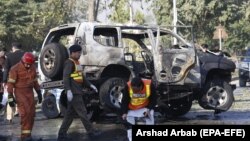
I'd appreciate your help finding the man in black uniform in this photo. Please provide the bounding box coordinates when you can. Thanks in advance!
[3,42,24,122]
[3,42,25,84]
[57,44,101,141]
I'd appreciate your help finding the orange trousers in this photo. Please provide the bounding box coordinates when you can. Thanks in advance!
[14,87,35,140]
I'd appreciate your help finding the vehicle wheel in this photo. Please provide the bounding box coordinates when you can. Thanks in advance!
[239,78,246,87]
[40,43,68,80]
[42,95,60,119]
[99,77,126,111]
[162,96,192,117]
[198,79,234,111]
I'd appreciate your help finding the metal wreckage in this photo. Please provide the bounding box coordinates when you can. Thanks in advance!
[38,22,236,120]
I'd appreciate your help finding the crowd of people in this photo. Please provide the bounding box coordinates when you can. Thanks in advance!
[0,43,157,141]
[0,42,42,141]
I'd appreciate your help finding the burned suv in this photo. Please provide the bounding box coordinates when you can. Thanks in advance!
[38,22,235,119]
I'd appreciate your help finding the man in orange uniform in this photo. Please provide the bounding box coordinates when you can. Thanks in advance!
[7,52,42,141]
[121,77,157,141]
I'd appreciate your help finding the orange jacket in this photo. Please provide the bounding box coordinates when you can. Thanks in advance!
[127,79,151,110]
[7,61,40,93]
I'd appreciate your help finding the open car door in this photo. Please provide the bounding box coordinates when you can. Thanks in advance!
[151,27,196,84]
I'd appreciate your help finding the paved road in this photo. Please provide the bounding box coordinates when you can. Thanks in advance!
[0,87,250,141]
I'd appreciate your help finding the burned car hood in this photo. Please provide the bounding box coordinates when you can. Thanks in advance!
[198,52,236,72]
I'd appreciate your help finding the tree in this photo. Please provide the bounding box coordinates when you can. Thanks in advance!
[0,0,33,50]
[108,0,145,24]
[0,0,102,52]
[88,0,101,21]
[151,0,250,51]
[25,0,88,51]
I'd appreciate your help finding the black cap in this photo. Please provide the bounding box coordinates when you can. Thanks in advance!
[69,44,82,54]
[131,77,143,87]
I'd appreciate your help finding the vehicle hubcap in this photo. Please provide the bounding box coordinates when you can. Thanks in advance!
[43,49,56,71]
[109,85,123,108]
[206,86,227,108]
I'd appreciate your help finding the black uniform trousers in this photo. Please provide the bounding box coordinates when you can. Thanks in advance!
[58,94,94,136]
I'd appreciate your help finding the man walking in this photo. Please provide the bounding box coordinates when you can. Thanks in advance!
[3,42,25,85]
[3,42,25,123]
[121,77,157,141]
[7,52,42,141]
[57,44,101,141]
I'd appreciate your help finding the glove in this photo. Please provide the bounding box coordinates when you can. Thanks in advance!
[36,89,43,104]
[67,90,73,102]
[90,84,98,93]
[8,93,16,108]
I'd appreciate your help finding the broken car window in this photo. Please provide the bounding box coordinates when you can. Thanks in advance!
[93,27,118,47]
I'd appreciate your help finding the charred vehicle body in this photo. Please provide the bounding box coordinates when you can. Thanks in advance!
[38,22,236,119]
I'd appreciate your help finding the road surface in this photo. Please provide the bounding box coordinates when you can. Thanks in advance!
[0,86,250,141]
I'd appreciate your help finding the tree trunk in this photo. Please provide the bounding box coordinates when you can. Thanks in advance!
[88,0,95,22]
[95,0,100,21]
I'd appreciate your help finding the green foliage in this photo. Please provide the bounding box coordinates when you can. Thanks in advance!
[108,0,145,24]
[0,0,89,52]
[0,0,33,50]
[1,0,250,54]
[108,0,146,55]
[151,0,250,51]
[109,0,130,23]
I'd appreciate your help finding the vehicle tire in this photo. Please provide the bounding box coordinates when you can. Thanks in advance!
[198,78,234,111]
[162,96,192,117]
[40,43,68,80]
[42,95,60,119]
[99,77,126,111]
[239,78,246,87]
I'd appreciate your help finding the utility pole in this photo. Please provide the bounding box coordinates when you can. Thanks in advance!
[129,0,133,24]
[88,0,95,22]
[219,28,222,50]
[173,0,177,44]
[213,25,228,50]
